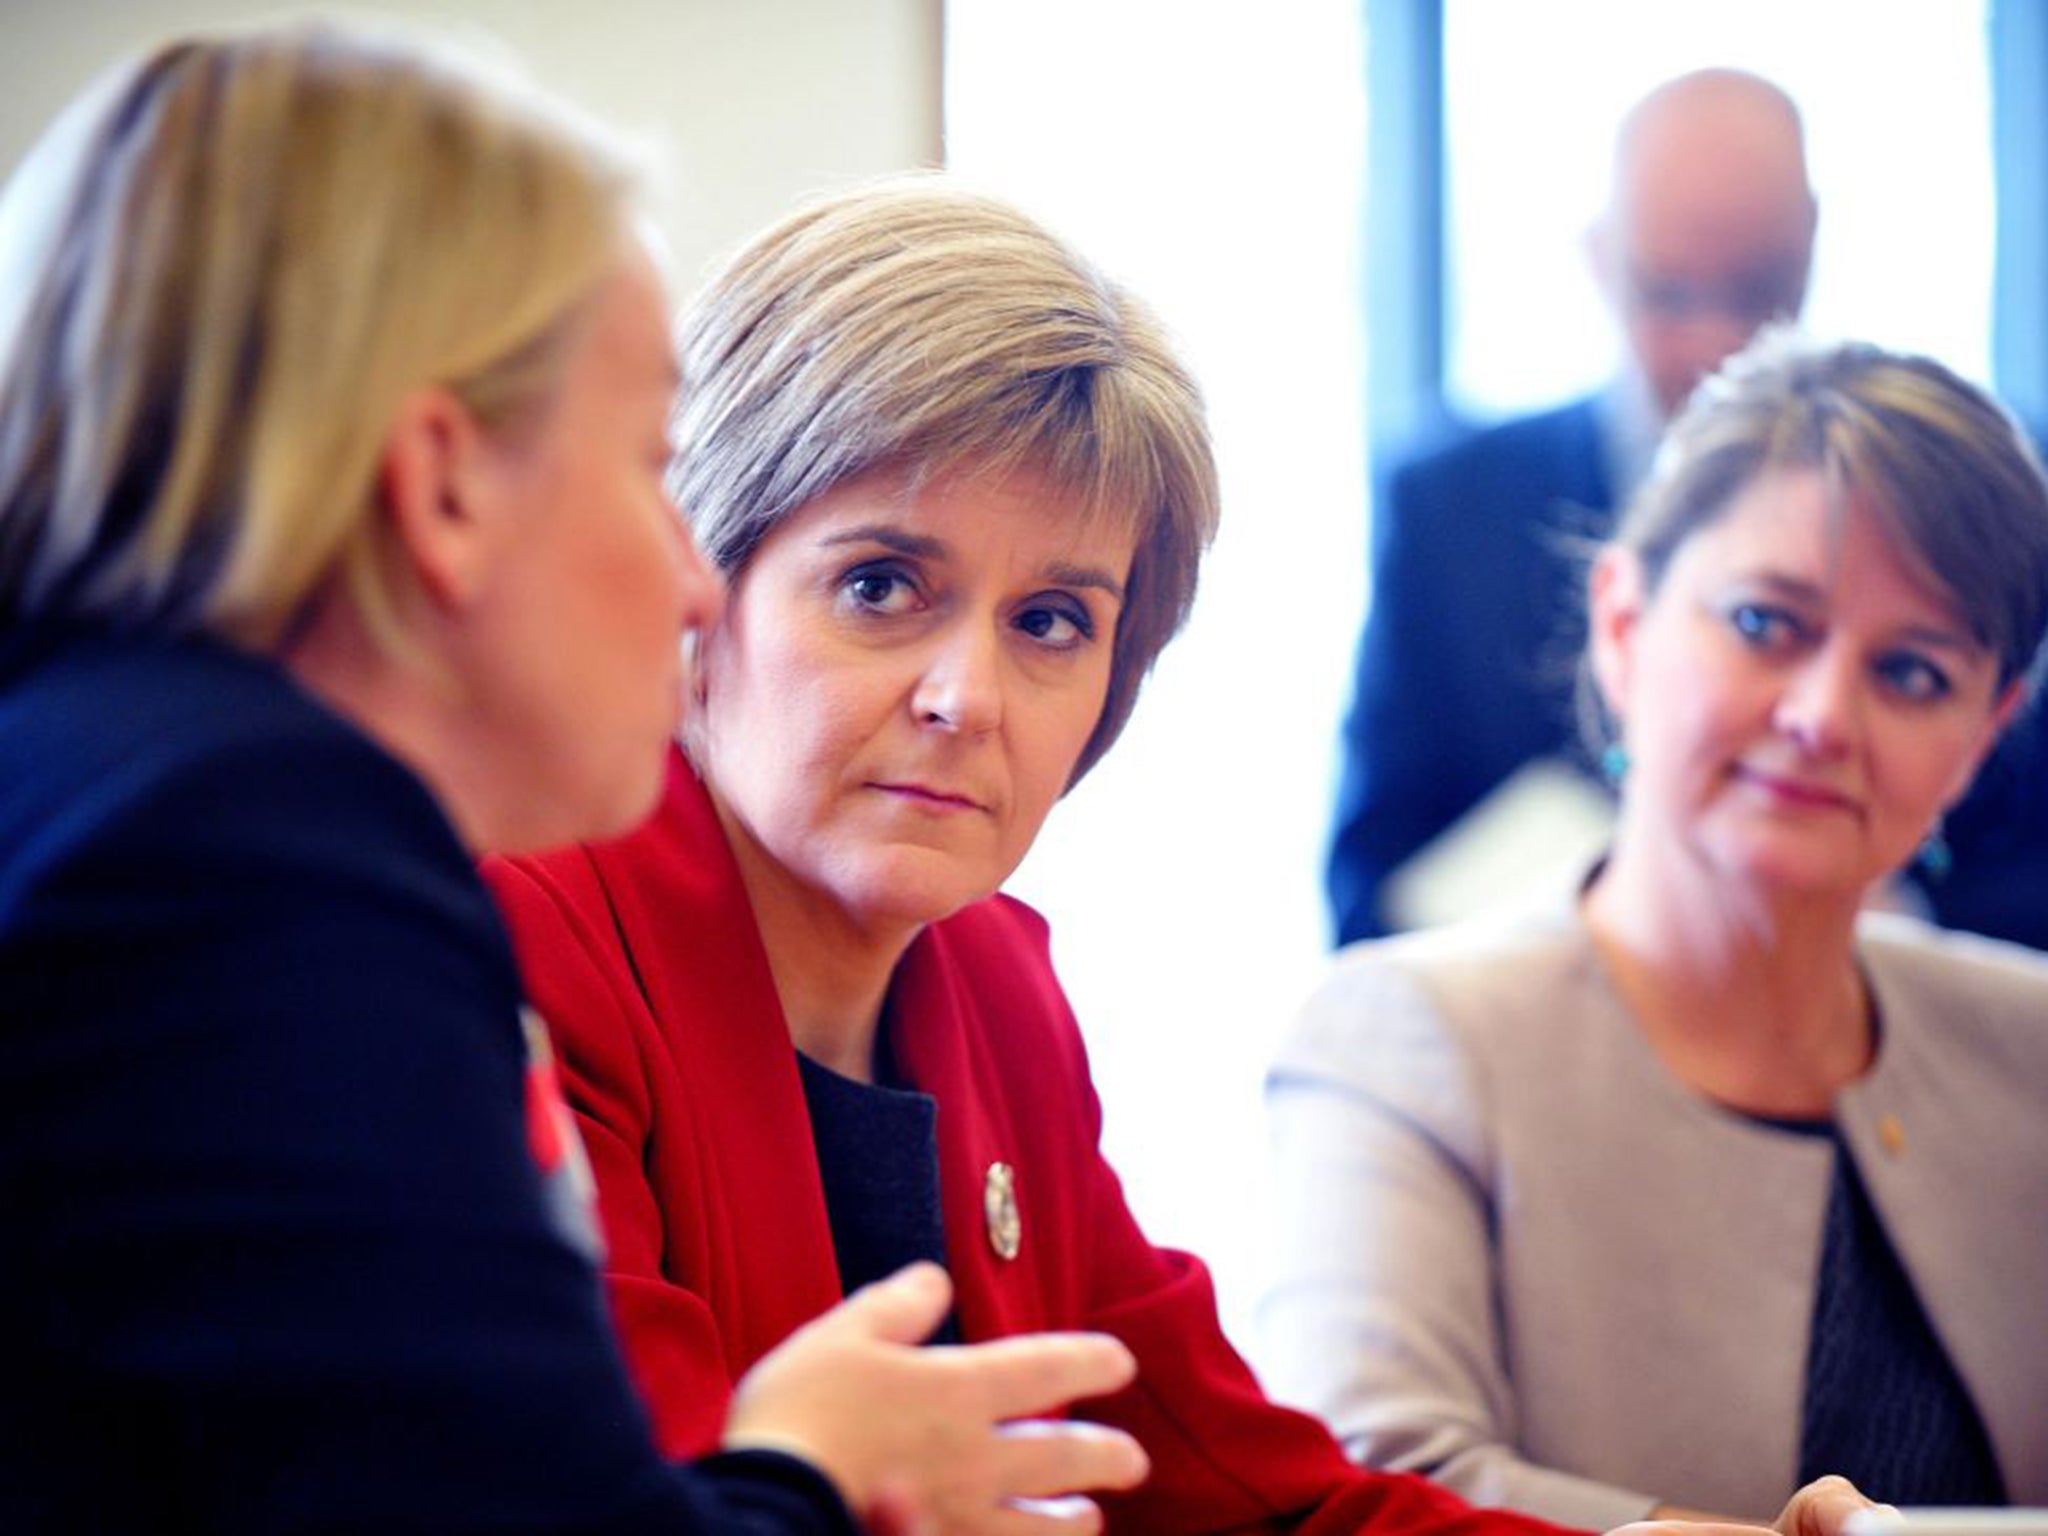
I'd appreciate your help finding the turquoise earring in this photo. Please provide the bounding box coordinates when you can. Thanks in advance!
[1916,821,1953,882]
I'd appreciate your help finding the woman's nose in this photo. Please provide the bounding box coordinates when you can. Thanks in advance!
[912,623,1002,735]
[671,521,726,636]
[1772,649,1859,757]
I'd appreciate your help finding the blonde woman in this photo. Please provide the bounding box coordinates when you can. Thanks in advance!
[0,26,1144,1534]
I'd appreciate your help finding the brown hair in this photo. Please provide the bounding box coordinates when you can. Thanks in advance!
[1616,327,2048,690]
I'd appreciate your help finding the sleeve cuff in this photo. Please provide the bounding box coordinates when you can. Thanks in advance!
[688,1447,862,1536]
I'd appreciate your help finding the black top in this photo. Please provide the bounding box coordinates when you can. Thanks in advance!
[1759,1119,2005,1502]
[798,1050,958,1343]
[0,630,855,1535]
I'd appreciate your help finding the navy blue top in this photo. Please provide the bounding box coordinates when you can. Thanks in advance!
[1755,1118,2004,1501]
[797,1050,959,1344]
[0,630,854,1535]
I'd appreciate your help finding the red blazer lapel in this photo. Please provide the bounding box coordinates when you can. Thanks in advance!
[892,915,1056,1344]
[588,749,843,1363]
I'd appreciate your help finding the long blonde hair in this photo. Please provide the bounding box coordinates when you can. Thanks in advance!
[0,20,640,654]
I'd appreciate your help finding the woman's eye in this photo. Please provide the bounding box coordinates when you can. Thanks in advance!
[841,564,920,615]
[1014,599,1093,649]
[1876,651,1953,703]
[1728,601,1803,651]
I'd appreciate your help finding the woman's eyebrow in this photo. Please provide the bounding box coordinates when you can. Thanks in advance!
[814,527,1125,602]
[1044,561,1126,603]
[1744,572,1981,654]
[816,525,946,560]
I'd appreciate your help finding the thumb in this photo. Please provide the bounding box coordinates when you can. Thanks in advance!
[819,1261,954,1347]
[862,1482,930,1536]
[1777,1477,1884,1536]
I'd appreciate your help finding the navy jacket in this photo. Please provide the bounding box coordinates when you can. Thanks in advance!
[0,630,853,1535]
[1328,398,1614,944]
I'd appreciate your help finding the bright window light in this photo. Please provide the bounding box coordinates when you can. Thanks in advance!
[1445,0,1994,417]
[945,0,1369,1344]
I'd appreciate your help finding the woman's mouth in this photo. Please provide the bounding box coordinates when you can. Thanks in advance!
[1733,764,1857,812]
[871,781,986,813]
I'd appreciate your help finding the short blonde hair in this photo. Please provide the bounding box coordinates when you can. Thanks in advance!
[0,20,640,652]
[672,176,1219,781]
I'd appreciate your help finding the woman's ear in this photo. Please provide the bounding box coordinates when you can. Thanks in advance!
[1587,545,1646,721]
[1990,678,2027,738]
[1945,677,2029,809]
[376,386,505,611]
[1583,215,1621,314]
[677,597,730,767]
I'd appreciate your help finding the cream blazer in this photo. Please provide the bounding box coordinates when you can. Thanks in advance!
[1260,901,2048,1529]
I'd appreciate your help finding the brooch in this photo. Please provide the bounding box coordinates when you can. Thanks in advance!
[983,1160,1021,1261]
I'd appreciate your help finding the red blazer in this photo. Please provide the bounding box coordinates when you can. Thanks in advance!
[485,750,1562,1536]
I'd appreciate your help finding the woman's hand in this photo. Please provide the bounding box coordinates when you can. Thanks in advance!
[1771,1476,1885,1536]
[723,1261,1149,1533]
[1615,1478,1883,1536]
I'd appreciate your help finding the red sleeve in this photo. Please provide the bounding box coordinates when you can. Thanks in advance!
[1078,1098,1563,1536]
[481,852,736,1459]
[963,901,1573,1536]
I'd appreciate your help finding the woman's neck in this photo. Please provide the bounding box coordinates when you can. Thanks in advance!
[281,594,494,854]
[1582,835,1875,1117]
[706,790,917,1085]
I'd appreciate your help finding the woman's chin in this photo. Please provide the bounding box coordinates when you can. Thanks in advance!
[1700,836,1881,909]
[826,856,1003,936]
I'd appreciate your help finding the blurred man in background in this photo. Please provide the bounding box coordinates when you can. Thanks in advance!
[1330,64,2048,952]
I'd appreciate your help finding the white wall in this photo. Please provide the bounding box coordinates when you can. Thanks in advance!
[1442,0,1995,418]
[945,0,1370,1350]
[0,0,940,290]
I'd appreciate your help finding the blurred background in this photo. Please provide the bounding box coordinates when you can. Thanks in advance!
[6,0,2041,1349]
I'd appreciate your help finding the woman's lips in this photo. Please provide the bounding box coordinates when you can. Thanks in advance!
[871,781,986,813]
[1733,764,1857,811]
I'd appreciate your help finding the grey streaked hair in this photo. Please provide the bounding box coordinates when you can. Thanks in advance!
[670,175,1219,781]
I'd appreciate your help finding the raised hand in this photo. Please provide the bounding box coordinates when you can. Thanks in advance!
[724,1261,1149,1533]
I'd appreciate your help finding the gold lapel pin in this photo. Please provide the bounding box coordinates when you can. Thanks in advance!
[983,1161,1021,1261]
[1878,1113,1906,1158]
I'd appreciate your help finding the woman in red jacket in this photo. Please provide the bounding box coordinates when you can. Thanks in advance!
[0,31,1143,1534]
[485,177,1868,1536]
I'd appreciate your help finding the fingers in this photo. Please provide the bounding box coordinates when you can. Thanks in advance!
[934,1331,1139,1420]
[987,1496,1107,1536]
[1775,1476,1884,1536]
[988,1419,1149,1502]
[809,1267,1139,1422]
[738,1271,1149,1532]
[863,1483,930,1536]
[817,1261,956,1347]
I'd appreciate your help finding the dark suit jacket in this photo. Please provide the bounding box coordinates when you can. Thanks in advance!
[1327,397,1614,944]
[1326,396,2048,951]
[0,630,851,1535]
